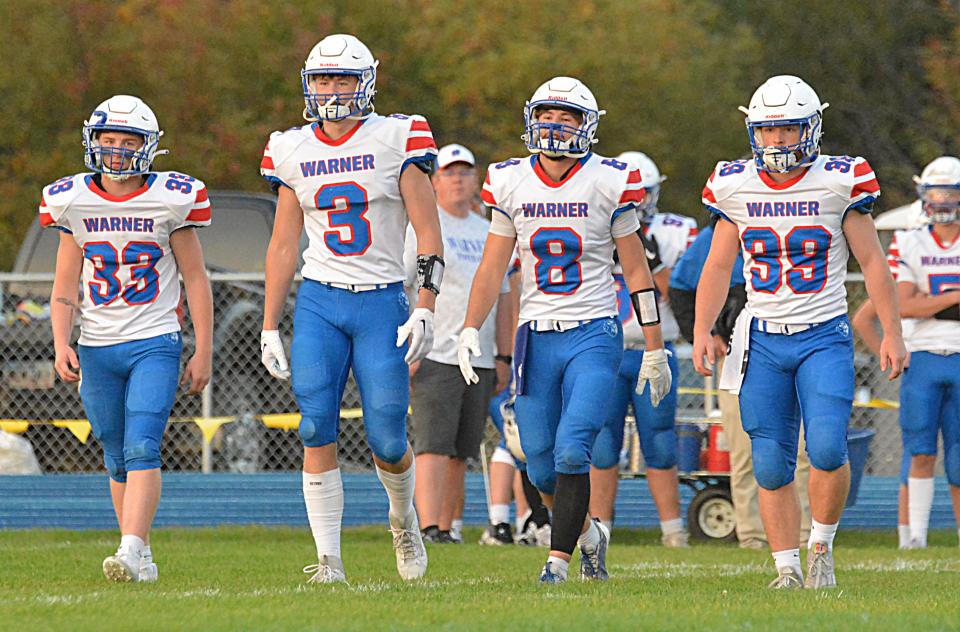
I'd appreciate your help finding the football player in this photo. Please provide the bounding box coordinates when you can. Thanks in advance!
[590,151,696,546]
[694,76,905,589]
[890,156,960,548]
[458,77,671,583]
[45,95,213,582]
[259,34,442,583]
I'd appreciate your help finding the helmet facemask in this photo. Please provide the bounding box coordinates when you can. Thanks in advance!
[302,67,377,122]
[917,184,960,224]
[745,112,823,174]
[522,103,600,159]
[83,125,163,181]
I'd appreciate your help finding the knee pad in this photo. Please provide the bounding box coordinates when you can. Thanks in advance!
[751,437,795,490]
[369,434,408,465]
[945,441,960,487]
[554,442,590,475]
[591,430,619,470]
[643,428,677,470]
[806,431,848,472]
[526,451,557,496]
[103,452,126,483]
[365,409,409,464]
[491,446,516,467]
[298,415,339,448]
[124,437,162,472]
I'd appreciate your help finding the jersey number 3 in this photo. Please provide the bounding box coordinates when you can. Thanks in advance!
[531,227,583,294]
[84,242,163,306]
[741,226,831,295]
[315,182,371,256]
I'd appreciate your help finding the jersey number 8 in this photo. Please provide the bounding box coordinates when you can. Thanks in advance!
[530,227,583,295]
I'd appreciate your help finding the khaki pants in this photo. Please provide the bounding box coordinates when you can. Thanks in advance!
[716,355,811,547]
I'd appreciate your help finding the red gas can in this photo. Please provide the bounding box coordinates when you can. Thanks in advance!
[703,424,730,472]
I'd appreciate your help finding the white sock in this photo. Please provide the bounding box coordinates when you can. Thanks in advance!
[660,518,684,536]
[303,469,344,558]
[577,520,601,551]
[956,528,960,546]
[772,548,802,577]
[546,555,569,579]
[898,525,911,548]
[119,534,144,558]
[451,519,463,536]
[807,519,839,551]
[908,477,934,547]
[376,461,417,529]
[490,504,511,526]
[601,520,613,542]
[516,509,531,532]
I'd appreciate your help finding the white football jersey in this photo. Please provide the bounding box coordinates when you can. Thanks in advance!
[260,114,438,285]
[484,153,643,324]
[886,230,917,345]
[702,155,880,324]
[40,172,211,346]
[892,226,960,353]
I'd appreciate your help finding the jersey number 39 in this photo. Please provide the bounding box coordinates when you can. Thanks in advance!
[741,226,831,294]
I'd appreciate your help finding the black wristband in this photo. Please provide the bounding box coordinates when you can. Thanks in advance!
[631,288,661,326]
[495,354,513,364]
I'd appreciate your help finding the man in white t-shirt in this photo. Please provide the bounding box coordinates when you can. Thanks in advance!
[404,144,514,544]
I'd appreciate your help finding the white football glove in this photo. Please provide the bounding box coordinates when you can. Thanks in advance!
[637,347,673,407]
[396,308,434,364]
[260,330,290,380]
[457,327,481,384]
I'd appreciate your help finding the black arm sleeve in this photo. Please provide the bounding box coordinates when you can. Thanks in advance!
[669,287,696,344]
[934,303,960,321]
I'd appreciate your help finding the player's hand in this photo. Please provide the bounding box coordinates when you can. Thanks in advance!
[181,352,211,395]
[692,330,717,376]
[54,345,80,383]
[260,330,290,380]
[879,333,906,380]
[637,347,672,407]
[457,327,481,384]
[396,308,434,364]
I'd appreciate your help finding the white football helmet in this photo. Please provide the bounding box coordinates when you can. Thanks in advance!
[914,156,960,224]
[522,77,604,158]
[617,151,666,220]
[739,75,829,173]
[82,95,166,180]
[302,34,378,122]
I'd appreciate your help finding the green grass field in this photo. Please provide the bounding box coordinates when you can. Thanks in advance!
[1,527,958,631]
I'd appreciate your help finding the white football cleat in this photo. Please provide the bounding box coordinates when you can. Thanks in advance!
[390,515,428,581]
[103,548,140,583]
[767,568,804,589]
[138,550,158,583]
[804,543,837,589]
[303,555,347,584]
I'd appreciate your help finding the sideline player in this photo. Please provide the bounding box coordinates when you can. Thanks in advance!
[590,151,695,545]
[693,75,905,589]
[259,34,443,583]
[458,77,671,583]
[46,95,213,582]
[890,156,960,547]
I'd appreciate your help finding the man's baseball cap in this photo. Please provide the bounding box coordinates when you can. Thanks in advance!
[437,143,476,170]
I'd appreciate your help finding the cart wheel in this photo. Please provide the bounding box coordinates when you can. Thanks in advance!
[688,486,736,542]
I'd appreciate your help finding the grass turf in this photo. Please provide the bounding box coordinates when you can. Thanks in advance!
[1,527,958,631]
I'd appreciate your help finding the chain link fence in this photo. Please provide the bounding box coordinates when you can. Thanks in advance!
[0,273,916,476]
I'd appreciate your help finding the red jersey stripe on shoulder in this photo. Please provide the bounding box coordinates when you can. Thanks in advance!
[40,212,55,227]
[406,137,438,152]
[195,188,209,203]
[627,169,642,184]
[484,172,491,185]
[260,156,275,170]
[702,185,717,204]
[40,195,47,208]
[851,179,880,197]
[410,120,432,133]
[186,207,212,222]
[854,161,874,177]
[480,188,497,205]
[619,188,645,204]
